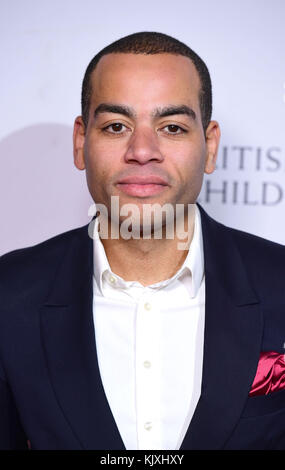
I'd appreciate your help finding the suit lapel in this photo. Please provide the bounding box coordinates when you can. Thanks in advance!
[180,205,263,449]
[40,224,125,450]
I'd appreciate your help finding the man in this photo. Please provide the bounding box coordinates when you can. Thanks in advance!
[0,31,285,450]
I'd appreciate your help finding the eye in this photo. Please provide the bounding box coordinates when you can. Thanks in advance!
[162,124,187,135]
[103,123,128,134]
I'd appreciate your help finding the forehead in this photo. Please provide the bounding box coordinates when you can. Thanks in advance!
[89,53,201,111]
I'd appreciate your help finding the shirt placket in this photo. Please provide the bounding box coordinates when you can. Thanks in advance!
[135,290,162,449]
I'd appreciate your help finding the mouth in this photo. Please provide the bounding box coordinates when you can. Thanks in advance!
[117,183,168,197]
[116,176,169,198]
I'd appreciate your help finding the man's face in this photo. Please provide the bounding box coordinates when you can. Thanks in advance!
[74,53,220,223]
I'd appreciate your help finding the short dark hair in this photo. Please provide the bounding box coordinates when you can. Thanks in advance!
[81,31,212,132]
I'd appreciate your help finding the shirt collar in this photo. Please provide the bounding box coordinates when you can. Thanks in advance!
[177,203,204,298]
[93,203,204,298]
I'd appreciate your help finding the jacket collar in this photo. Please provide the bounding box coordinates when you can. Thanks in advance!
[40,224,125,449]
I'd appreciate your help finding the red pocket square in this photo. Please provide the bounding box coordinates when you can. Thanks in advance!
[249,351,285,396]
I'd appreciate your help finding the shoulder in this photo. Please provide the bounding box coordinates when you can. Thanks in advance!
[227,224,285,269]
[198,204,285,274]
[198,203,285,303]
[228,224,285,305]
[0,224,88,306]
[218,220,285,340]
[199,207,285,348]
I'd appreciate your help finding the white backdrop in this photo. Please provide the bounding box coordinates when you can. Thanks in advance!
[1,0,284,255]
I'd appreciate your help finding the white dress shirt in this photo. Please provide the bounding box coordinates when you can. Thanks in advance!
[92,204,205,450]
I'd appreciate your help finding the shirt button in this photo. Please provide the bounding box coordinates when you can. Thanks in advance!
[144,422,152,431]
[109,275,117,284]
[143,361,151,368]
[144,302,151,311]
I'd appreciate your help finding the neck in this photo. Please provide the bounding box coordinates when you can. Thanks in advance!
[99,205,196,286]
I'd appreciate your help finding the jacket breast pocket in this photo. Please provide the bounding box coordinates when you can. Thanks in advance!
[241,388,285,418]
[224,389,285,449]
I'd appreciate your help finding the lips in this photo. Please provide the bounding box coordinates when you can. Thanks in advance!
[116,175,169,197]
[117,175,169,185]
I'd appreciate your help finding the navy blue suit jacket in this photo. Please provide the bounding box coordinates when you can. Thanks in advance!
[1,204,285,450]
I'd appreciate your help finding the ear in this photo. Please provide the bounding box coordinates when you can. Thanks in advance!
[204,120,221,174]
[73,116,86,170]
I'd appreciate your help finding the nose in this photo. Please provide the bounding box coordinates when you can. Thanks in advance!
[124,126,164,165]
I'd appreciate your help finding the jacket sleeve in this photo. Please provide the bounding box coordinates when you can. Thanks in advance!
[0,372,28,450]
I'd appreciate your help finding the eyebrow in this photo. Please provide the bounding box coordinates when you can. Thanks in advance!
[93,103,196,121]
